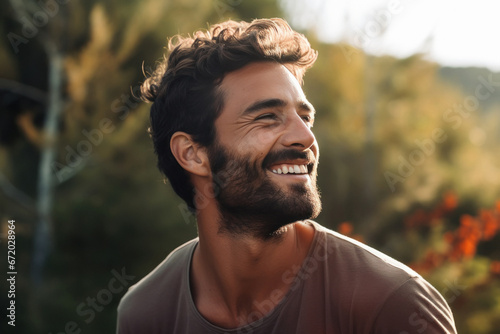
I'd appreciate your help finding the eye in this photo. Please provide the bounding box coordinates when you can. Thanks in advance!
[255,113,277,121]
[301,115,314,126]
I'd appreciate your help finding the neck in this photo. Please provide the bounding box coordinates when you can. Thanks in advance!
[190,202,315,328]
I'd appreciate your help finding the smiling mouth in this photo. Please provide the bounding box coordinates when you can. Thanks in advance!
[271,164,308,175]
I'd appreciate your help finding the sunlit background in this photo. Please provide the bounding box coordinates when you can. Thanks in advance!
[1,0,499,333]
[284,0,500,70]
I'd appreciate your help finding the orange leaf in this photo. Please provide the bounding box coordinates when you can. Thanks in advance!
[443,191,458,211]
[338,222,353,236]
[490,261,500,276]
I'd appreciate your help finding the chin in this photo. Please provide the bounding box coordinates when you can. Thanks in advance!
[216,185,321,240]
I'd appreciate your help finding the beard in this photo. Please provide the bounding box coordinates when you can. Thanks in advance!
[206,140,322,240]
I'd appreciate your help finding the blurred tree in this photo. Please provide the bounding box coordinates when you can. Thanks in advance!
[4,0,65,288]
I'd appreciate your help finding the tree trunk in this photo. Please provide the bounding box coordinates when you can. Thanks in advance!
[31,40,64,285]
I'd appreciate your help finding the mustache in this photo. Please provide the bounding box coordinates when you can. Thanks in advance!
[262,149,316,169]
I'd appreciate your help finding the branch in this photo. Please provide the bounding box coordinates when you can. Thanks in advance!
[16,112,43,147]
[0,78,47,104]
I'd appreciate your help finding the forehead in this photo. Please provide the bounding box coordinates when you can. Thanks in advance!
[218,62,306,116]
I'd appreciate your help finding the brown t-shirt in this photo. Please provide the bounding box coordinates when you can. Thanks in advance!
[116,221,457,333]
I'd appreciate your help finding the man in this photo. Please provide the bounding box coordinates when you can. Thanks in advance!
[117,18,457,333]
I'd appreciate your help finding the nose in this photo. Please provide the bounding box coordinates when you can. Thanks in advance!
[281,113,316,150]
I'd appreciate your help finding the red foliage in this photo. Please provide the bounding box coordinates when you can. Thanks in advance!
[409,195,500,273]
[481,209,499,240]
[337,222,364,243]
[447,205,500,261]
[490,261,500,277]
[405,191,458,228]
[338,222,353,235]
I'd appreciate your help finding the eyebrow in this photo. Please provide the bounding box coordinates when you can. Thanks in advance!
[298,101,316,115]
[243,98,316,115]
[243,98,287,115]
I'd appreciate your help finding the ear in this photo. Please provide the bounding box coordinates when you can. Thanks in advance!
[170,132,210,177]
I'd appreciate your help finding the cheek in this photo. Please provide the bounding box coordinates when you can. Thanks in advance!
[244,130,279,152]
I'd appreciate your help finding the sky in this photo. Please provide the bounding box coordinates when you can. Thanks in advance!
[283,0,500,71]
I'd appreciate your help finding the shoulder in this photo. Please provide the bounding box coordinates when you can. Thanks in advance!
[373,276,457,333]
[305,221,421,308]
[310,221,419,282]
[307,221,456,333]
[116,238,198,331]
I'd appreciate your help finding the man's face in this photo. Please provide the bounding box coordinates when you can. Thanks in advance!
[207,61,321,239]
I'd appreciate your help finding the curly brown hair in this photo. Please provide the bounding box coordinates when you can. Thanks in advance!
[142,18,317,211]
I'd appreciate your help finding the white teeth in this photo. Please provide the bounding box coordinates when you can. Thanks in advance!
[271,165,308,174]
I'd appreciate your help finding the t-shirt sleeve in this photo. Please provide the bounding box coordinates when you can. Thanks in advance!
[372,276,457,334]
[115,315,126,334]
[116,295,133,334]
